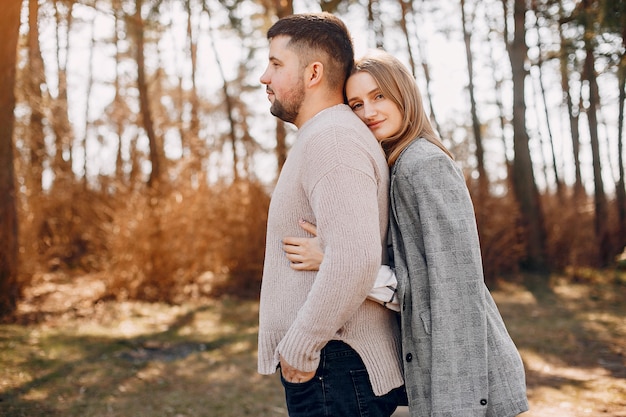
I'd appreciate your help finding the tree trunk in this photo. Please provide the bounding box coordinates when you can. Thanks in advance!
[461,0,487,195]
[532,5,563,197]
[133,0,161,188]
[0,0,22,320]
[486,5,513,174]
[206,3,240,182]
[367,0,384,49]
[320,0,342,13]
[184,0,205,185]
[52,0,75,183]
[398,0,417,77]
[506,0,548,271]
[559,0,583,197]
[583,40,611,265]
[27,0,47,194]
[616,36,626,250]
[113,2,125,183]
[263,0,293,18]
[275,119,287,172]
[82,11,97,189]
[400,0,440,134]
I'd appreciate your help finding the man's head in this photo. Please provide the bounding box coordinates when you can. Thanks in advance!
[260,13,354,127]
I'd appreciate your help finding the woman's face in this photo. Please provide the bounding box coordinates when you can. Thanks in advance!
[346,71,403,141]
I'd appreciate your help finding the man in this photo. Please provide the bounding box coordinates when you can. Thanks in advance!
[257,13,404,417]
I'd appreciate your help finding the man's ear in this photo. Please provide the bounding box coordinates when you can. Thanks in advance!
[305,61,324,88]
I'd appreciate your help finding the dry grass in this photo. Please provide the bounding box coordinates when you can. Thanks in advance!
[1,269,625,417]
[2,273,285,417]
[494,269,626,416]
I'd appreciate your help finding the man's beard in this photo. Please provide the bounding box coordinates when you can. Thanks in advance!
[270,83,304,124]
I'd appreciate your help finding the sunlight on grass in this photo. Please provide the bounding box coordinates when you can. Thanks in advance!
[2,272,625,417]
[522,350,608,382]
[21,388,48,401]
[493,271,626,417]
[492,281,539,305]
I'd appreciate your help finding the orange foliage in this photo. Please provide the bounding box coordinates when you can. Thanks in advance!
[471,186,525,287]
[19,179,269,304]
[542,192,623,270]
[104,180,269,303]
[17,175,624,304]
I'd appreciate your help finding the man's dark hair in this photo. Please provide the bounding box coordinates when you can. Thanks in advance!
[267,13,354,92]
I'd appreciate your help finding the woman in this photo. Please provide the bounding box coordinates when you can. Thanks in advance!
[283,50,529,417]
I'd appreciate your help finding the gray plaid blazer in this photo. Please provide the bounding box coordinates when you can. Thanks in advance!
[389,138,529,417]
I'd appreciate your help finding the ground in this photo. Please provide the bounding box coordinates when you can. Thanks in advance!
[1,269,625,416]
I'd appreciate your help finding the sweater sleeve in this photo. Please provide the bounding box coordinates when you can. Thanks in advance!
[397,147,490,413]
[276,144,384,373]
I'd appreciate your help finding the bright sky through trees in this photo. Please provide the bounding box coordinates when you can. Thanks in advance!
[17,0,622,194]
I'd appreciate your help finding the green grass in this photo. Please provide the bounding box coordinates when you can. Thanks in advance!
[1,269,625,416]
[0,297,286,417]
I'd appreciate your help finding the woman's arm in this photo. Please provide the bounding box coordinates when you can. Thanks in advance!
[282,219,324,271]
[283,220,400,312]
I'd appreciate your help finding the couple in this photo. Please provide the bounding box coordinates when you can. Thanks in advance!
[257,12,529,417]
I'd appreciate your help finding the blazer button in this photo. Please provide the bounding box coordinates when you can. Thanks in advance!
[405,353,413,362]
[480,399,487,406]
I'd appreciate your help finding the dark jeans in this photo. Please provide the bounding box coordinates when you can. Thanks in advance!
[280,340,404,417]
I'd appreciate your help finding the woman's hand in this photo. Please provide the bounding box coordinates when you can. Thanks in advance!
[282,219,324,271]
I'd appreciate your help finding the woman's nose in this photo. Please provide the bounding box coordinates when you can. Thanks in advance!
[363,103,376,118]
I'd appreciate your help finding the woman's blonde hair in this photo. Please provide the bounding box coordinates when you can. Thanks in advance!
[353,50,453,165]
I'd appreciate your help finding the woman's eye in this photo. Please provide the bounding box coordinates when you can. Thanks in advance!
[351,103,362,110]
[375,93,384,100]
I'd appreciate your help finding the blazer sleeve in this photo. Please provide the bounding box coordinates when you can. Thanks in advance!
[395,146,491,413]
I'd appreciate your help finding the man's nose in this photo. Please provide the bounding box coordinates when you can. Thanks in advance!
[260,68,270,85]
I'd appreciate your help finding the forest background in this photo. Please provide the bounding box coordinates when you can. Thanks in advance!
[3,0,625,312]
[0,0,625,416]
[0,0,624,312]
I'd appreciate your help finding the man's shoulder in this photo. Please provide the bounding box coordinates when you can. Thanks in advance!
[304,104,366,134]
[297,104,386,171]
[313,103,354,120]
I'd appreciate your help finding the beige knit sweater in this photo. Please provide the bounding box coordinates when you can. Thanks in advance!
[257,104,404,396]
